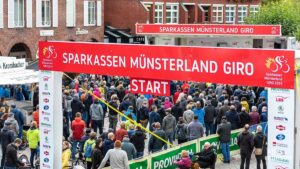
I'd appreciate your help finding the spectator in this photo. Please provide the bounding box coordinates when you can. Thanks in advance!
[115,122,128,141]
[173,150,192,169]
[249,106,260,126]
[260,106,268,123]
[32,105,39,128]
[171,101,184,122]
[240,97,249,113]
[162,109,176,145]
[108,94,119,131]
[3,138,24,169]
[90,99,104,135]
[187,116,204,141]
[232,96,242,112]
[137,101,149,128]
[254,125,267,169]
[149,105,161,132]
[226,105,240,130]
[99,140,129,169]
[163,97,173,109]
[63,117,70,141]
[84,132,97,169]
[216,100,230,126]
[0,122,15,168]
[175,117,188,144]
[238,124,254,169]
[71,95,84,122]
[100,128,114,141]
[136,95,148,110]
[5,113,19,137]
[127,124,135,138]
[192,101,205,126]
[130,126,146,158]
[62,141,71,169]
[204,100,216,136]
[217,116,231,163]
[102,132,115,156]
[121,135,136,160]
[148,123,167,153]
[194,142,216,168]
[239,107,251,128]
[27,121,39,168]
[71,112,86,160]
[63,91,73,125]
[183,104,194,124]
[10,104,24,138]
[121,106,137,122]
[92,138,103,169]
[258,98,267,115]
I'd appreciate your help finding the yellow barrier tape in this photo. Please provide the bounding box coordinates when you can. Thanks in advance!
[62,73,174,148]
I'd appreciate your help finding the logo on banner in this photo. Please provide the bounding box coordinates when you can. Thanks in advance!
[44,158,50,163]
[42,163,50,168]
[276,125,286,131]
[274,116,288,122]
[275,165,288,169]
[43,76,50,81]
[42,111,50,116]
[265,56,291,73]
[44,84,48,90]
[273,142,288,148]
[42,92,50,96]
[43,144,51,149]
[44,105,49,110]
[45,136,49,143]
[270,156,289,164]
[277,105,284,114]
[43,129,51,134]
[41,122,51,127]
[43,117,50,122]
[44,151,49,156]
[276,96,288,102]
[276,149,286,156]
[43,46,57,59]
[43,98,49,103]
[137,25,144,33]
[276,134,286,141]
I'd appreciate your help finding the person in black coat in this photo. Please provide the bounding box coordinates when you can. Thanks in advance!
[217,116,231,163]
[204,100,217,136]
[239,107,251,128]
[226,105,240,130]
[130,126,146,158]
[171,102,184,122]
[194,142,216,168]
[4,138,24,168]
[0,122,15,168]
[254,125,267,169]
[238,124,254,169]
[71,95,84,122]
[92,138,103,169]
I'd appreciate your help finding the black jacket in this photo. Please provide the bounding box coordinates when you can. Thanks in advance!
[4,143,22,167]
[204,105,216,123]
[148,129,167,152]
[195,147,216,168]
[108,101,118,116]
[0,126,15,150]
[171,104,184,122]
[137,106,149,122]
[71,99,84,117]
[130,130,146,152]
[226,110,240,130]
[217,121,231,143]
[216,105,230,124]
[92,147,103,169]
[254,132,267,157]
[238,131,254,154]
[239,111,251,128]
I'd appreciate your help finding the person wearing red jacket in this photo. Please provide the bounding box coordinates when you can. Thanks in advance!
[32,105,39,128]
[115,122,128,142]
[71,112,86,160]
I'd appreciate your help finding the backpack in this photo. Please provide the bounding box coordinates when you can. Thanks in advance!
[84,142,93,158]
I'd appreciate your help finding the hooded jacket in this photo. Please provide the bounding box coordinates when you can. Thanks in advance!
[64,95,73,112]
[121,137,136,160]
[193,108,205,126]
[175,123,188,140]
[71,98,84,117]
[5,117,19,136]
[90,103,104,121]
[0,125,15,149]
[238,130,254,154]
[148,129,167,152]
[254,132,267,156]
[102,139,114,156]
[204,105,216,123]
[162,114,176,133]
[130,130,145,152]
[225,110,240,130]
[183,110,194,124]
[27,126,40,149]
[71,117,85,141]
[11,108,24,127]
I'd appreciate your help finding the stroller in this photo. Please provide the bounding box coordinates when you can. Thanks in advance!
[17,154,31,169]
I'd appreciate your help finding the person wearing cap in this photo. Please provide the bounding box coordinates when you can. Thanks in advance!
[10,104,24,139]
[27,121,40,168]
[217,116,231,163]
[238,124,254,169]
[98,140,129,169]
[121,135,136,160]
[4,113,19,137]
[0,122,15,168]
[3,138,24,169]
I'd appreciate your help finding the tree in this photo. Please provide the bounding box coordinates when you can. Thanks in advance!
[245,0,300,41]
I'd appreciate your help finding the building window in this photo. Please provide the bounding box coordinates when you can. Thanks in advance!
[238,6,247,23]
[250,6,259,15]
[154,4,163,24]
[226,6,235,23]
[202,6,210,22]
[212,6,223,23]
[166,4,178,24]
[41,0,51,26]
[14,0,24,27]
[88,1,96,25]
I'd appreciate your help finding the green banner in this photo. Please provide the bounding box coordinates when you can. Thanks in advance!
[151,142,197,169]
[130,159,148,169]
[199,130,241,154]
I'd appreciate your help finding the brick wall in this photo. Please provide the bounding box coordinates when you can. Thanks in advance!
[0,0,104,60]
[104,0,149,35]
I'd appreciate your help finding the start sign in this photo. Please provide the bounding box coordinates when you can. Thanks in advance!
[130,78,170,96]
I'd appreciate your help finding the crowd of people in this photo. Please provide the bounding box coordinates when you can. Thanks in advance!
[0,74,269,169]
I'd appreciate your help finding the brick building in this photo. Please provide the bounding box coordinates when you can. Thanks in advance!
[0,0,104,61]
[104,0,261,43]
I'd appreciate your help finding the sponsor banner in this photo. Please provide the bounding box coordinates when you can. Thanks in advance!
[268,89,294,169]
[129,158,148,169]
[151,142,197,169]
[39,71,54,169]
[39,41,294,89]
[0,58,26,72]
[130,78,170,96]
[199,129,241,154]
[136,24,281,36]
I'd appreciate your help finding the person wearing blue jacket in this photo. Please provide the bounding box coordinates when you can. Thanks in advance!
[121,106,137,122]
[11,104,24,138]
[193,101,205,126]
